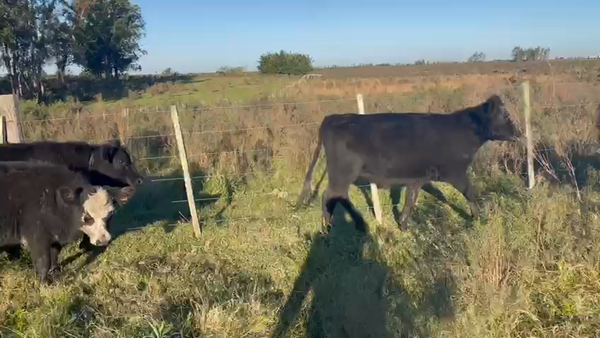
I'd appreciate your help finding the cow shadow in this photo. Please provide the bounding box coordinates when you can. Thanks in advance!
[272,205,455,337]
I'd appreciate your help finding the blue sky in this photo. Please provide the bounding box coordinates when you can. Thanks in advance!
[134,0,600,73]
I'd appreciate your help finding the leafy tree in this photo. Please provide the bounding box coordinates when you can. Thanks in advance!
[258,50,313,75]
[467,51,486,62]
[511,46,550,62]
[0,0,57,98]
[71,0,146,79]
[48,2,74,85]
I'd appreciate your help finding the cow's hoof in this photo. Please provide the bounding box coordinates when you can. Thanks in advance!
[49,265,62,276]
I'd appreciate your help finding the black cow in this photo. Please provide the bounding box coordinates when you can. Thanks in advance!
[0,161,135,283]
[0,139,143,257]
[0,139,143,187]
[295,95,522,231]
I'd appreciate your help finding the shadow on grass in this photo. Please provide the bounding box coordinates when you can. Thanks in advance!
[272,203,455,338]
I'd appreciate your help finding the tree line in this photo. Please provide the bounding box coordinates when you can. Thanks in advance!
[0,0,145,99]
[467,46,551,63]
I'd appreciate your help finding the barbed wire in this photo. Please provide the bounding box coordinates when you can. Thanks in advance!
[138,146,294,161]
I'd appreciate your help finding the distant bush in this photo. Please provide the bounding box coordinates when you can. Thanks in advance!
[467,51,486,63]
[161,68,179,77]
[257,50,313,75]
[216,66,246,76]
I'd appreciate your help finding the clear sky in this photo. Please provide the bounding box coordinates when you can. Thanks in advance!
[135,0,600,74]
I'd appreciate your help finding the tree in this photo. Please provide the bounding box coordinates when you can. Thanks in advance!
[257,50,313,75]
[0,0,58,98]
[511,46,550,62]
[467,51,486,62]
[71,0,146,79]
[512,46,523,62]
[48,2,74,85]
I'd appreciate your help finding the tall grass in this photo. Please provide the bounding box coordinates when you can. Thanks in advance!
[1,72,600,337]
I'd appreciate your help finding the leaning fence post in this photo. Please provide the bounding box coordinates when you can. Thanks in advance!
[170,105,202,237]
[356,93,383,224]
[522,81,535,189]
[0,94,23,143]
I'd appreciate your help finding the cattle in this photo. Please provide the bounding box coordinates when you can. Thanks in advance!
[0,161,135,283]
[0,139,143,257]
[0,139,144,187]
[295,95,522,231]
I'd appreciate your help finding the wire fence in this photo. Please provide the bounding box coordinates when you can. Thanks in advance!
[1,80,600,234]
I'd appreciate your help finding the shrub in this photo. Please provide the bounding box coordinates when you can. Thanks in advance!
[257,50,313,75]
[216,66,246,76]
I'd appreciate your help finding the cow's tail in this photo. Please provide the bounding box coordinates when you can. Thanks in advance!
[294,128,324,211]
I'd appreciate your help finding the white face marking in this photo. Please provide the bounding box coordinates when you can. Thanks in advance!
[80,188,114,246]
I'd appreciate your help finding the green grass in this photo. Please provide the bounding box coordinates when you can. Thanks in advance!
[92,75,299,109]
[2,157,600,337]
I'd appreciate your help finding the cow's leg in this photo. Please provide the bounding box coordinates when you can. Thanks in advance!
[395,183,421,231]
[49,243,63,276]
[321,187,335,230]
[319,143,365,230]
[447,174,479,220]
[79,234,93,252]
[27,237,53,283]
[2,245,22,261]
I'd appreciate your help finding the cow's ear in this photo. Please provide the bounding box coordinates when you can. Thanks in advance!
[56,186,83,205]
[109,139,122,148]
[485,95,503,116]
[106,186,136,206]
[101,144,117,161]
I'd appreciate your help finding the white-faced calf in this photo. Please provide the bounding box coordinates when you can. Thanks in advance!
[0,161,134,283]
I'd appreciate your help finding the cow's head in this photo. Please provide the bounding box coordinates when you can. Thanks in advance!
[89,139,145,187]
[478,95,522,142]
[56,185,135,246]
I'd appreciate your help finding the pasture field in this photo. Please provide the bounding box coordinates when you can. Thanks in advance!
[2,61,600,337]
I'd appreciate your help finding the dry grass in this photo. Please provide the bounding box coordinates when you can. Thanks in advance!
[2,65,600,337]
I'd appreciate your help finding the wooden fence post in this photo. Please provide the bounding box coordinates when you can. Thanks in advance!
[522,81,535,189]
[356,94,383,224]
[0,116,6,144]
[123,108,130,134]
[0,94,23,143]
[170,105,202,237]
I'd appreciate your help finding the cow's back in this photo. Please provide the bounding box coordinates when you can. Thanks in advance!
[0,142,92,169]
